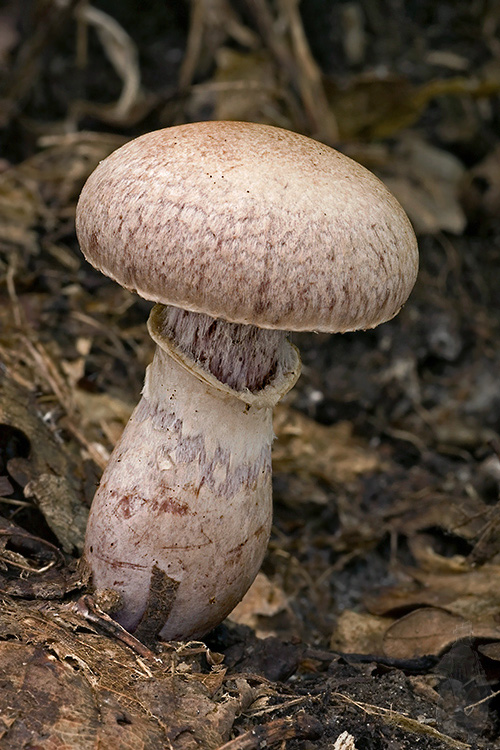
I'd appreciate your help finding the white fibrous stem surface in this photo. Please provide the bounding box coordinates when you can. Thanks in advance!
[84,306,301,640]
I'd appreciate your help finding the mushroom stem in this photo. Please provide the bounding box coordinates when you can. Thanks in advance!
[156,305,288,393]
[83,305,301,641]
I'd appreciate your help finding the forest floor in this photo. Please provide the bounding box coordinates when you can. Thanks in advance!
[1,1,500,748]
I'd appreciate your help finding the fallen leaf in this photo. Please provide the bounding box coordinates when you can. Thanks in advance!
[0,596,240,749]
[367,562,500,622]
[229,572,290,637]
[478,642,500,662]
[383,608,500,659]
[379,136,467,235]
[462,145,500,220]
[333,731,358,750]
[0,367,88,553]
[330,609,390,655]
[211,47,284,125]
[73,388,133,434]
[273,405,381,486]
[327,72,500,141]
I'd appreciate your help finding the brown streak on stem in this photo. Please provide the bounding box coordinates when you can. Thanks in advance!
[133,565,180,646]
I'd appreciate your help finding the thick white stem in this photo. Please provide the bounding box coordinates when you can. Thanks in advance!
[84,313,300,641]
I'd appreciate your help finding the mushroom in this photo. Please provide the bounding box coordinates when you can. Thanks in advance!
[76,121,418,641]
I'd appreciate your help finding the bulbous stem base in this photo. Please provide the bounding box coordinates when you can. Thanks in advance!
[83,307,301,640]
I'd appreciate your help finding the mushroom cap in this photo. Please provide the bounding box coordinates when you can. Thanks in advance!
[76,121,418,333]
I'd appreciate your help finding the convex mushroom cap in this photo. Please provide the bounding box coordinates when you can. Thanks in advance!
[76,120,418,332]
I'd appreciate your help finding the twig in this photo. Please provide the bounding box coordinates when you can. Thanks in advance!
[1,0,81,125]
[72,594,160,661]
[278,0,338,141]
[216,712,322,750]
[179,0,258,89]
[245,694,315,717]
[464,686,500,715]
[75,3,141,120]
[0,549,56,575]
[0,517,65,564]
[245,0,338,141]
[331,692,471,749]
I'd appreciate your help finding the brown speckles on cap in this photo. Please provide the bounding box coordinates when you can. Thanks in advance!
[76,121,418,333]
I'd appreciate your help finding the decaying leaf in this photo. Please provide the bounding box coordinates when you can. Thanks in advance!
[0,167,43,258]
[0,131,128,262]
[330,609,390,655]
[435,640,492,734]
[343,136,468,235]
[382,608,500,660]
[0,367,88,552]
[0,516,79,600]
[326,73,415,140]
[327,72,500,141]
[0,596,240,750]
[72,389,133,443]
[379,136,467,235]
[366,561,500,622]
[478,642,500,662]
[211,47,285,125]
[462,144,500,220]
[229,572,290,637]
[273,405,381,486]
[333,731,358,750]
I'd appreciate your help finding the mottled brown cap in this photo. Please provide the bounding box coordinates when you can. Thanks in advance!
[76,121,418,332]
